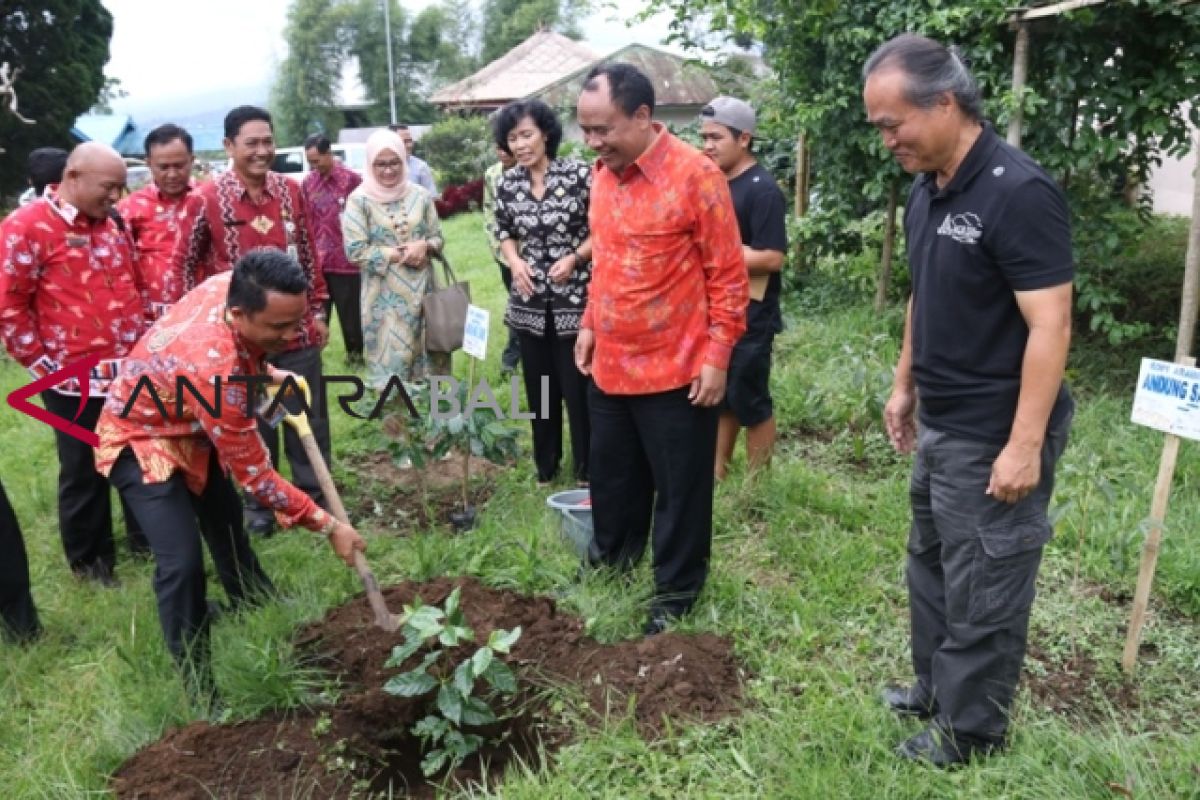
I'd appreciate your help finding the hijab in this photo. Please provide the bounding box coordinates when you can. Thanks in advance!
[361,129,410,204]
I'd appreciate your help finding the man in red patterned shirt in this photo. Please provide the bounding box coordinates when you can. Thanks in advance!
[171,106,332,537]
[0,142,150,586]
[96,250,364,705]
[302,133,363,364]
[574,64,748,636]
[118,124,198,321]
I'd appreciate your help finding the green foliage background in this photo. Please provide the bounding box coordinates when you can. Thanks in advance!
[0,0,113,196]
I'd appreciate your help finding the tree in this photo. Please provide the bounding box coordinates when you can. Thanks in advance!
[408,3,476,87]
[0,0,112,196]
[648,0,1200,340]
[269,0,349,146]
[90,77,128,115]
[479,0,591,64]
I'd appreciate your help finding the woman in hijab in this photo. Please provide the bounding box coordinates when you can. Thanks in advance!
[342,129,446,387]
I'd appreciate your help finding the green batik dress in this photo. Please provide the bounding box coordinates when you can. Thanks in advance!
[342,185,449,389]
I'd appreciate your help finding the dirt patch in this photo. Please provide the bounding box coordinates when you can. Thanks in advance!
[112,577,745,799]
[1023,643,1139,722]
[346,451,501,532]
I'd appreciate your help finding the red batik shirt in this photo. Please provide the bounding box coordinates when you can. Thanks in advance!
[170,170,328,351]
[0,190,147,394]
[582,124,748,395]
[118,182,197,318]
[302,163,361,275]
[94,272,332,532]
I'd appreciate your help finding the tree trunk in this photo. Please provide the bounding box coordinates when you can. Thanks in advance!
[874,180,900,312]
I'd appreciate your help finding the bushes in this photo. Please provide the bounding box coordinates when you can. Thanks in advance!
[421,115,494,188]
[433,179,483,220]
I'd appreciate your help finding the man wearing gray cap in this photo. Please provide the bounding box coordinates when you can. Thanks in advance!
[700,97,788,480]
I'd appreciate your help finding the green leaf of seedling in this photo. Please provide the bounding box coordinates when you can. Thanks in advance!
[437,683,465,724]
[417,650,441,673]
[487,626,522,654]
[443,587,461,619]
[384,634,424,668]
[413,715,450,744]
[408,606,445,640]
[420,748,449,777]
[454,659,476,696]
[483,659,517,695]
[447,415,465,436]
[383,670,438,698]
[470,646,493,678]
[460,696,497,726]
[439,623,473,647]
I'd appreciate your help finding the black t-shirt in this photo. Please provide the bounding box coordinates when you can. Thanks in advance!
[729,163,787,337]
[904,123,1074,444]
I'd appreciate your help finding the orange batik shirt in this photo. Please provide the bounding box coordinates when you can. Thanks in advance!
[94,272,332,532]
[582,123,748,395]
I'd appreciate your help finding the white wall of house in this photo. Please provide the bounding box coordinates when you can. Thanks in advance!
[1147,107,1196,217]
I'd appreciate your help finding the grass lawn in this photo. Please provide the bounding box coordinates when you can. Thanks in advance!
[2,211,1199,798]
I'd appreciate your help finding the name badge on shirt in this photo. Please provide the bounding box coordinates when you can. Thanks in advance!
[65,234,88,248]
[287,244,299,260]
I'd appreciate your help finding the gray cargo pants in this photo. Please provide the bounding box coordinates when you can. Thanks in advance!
[906,415,1071,743]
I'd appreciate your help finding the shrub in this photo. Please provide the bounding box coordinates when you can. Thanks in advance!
[421,115,494,187]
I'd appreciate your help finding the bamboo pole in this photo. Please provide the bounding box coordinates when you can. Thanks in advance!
[1121,138,1200,673]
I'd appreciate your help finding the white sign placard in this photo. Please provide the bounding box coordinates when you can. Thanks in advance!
[462,304,490,361]
[1131,358,1200,441]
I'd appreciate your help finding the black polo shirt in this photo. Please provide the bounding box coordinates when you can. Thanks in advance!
[729,163,787,337]
[904,123,1073,444]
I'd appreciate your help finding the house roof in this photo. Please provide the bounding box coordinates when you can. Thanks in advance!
[532,44,719,111]
[71,113,141,156]
[431,30,598,107]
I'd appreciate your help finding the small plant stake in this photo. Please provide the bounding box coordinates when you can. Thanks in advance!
[1121,153,1200,675]
[451,305,492,532]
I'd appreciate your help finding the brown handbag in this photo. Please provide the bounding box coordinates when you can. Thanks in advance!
[421,251,471,353]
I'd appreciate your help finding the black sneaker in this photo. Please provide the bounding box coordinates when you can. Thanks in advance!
[882,683,938,720]
[896,725,1002,768]
[247,518,276,538]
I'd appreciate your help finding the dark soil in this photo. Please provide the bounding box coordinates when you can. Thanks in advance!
[1023,643,1139,722]
[111,576,744,799]
[345,451,501,532]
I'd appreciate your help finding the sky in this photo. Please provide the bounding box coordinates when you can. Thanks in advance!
[100,0,685,117]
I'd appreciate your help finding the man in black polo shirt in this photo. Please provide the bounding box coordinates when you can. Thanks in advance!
[700,97,787,480]
[863,34,1074,767]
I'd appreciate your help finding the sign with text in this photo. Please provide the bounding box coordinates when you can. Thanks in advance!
[1131,358,1200,441]
[463,305,490,361]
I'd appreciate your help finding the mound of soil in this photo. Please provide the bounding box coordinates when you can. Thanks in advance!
[1024,643,1139,722]
[347,452,501,532]
[112,577,744,799]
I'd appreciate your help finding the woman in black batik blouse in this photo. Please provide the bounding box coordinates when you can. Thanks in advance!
[492,99,593,486]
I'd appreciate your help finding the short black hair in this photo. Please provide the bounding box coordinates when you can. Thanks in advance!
[224,106,273,140]
[387,124,409,132]
[144,124,194,157]
[27,147,69,195]
[228,249,309,314]
[582,62,655,117]
[493,99,563,160]
[303,133,331,153]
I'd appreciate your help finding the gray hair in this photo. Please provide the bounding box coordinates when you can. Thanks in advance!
[863,33,983,122]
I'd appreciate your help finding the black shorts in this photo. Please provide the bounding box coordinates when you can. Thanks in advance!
[723,330,775,427]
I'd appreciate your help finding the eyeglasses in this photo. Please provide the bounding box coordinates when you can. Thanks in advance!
[374,159,404,172]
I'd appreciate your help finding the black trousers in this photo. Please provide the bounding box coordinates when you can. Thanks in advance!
[244,346,331,525]
[323,272,363,358]
[907,416,1071,742]
[588,384,719,617]
[518,315,589,483]
[109,447,274,680]
[0,479,40,642]
[41,391,148,576]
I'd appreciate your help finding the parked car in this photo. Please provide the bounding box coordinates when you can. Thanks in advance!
[272,143,366,180]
